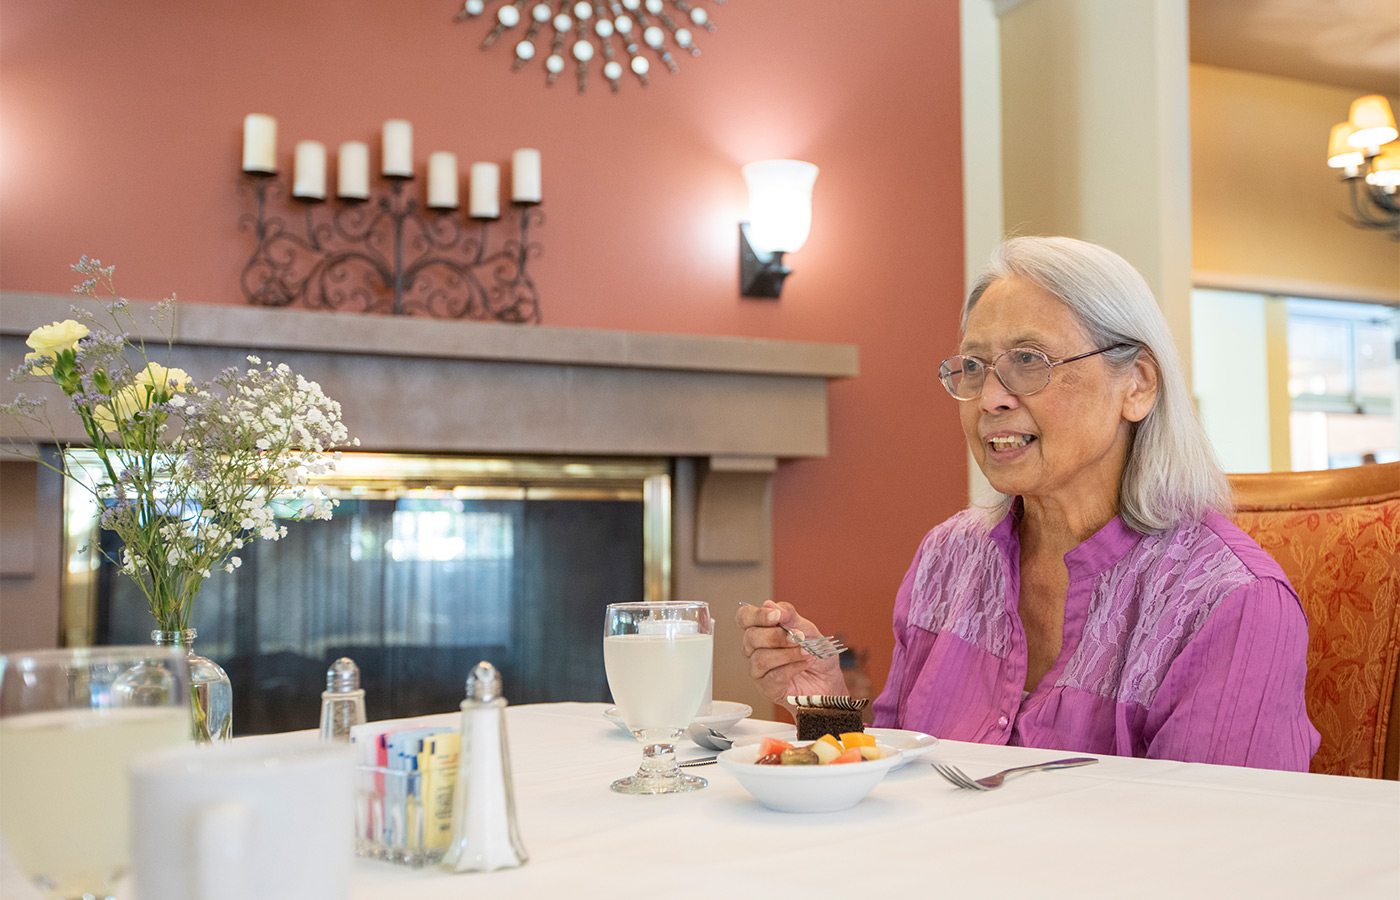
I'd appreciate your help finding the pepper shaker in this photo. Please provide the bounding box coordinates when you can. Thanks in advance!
[441,661,528,873]
[319,657,366,743]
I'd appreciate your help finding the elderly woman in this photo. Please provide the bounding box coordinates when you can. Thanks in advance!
[739,236,1319,771]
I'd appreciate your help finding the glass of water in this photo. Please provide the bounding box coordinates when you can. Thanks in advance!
[603,601,713,795]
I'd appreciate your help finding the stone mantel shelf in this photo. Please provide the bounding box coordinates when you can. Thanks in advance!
[1,292,858,462]
[0,292,858,380]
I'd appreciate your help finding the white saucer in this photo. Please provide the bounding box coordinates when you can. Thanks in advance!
[866,727,939,768]
[603,700,753,737]
[732,725,938,771]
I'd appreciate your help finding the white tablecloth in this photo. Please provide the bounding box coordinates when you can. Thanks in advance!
[350,702,1399,899]
[4,701,1396,898]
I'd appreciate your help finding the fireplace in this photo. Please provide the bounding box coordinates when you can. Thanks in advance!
[0,292,857,722]
[67,453,670,734]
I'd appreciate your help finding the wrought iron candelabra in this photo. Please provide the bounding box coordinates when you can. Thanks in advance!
[239,174,544,322]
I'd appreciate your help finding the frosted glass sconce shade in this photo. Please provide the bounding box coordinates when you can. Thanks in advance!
[739,159,818,298]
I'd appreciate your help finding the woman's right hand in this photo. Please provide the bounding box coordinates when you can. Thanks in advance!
[736,600,847,705]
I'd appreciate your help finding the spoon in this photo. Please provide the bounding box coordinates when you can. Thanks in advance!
[686,723,734,751]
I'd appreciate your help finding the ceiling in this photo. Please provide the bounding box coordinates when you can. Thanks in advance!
[1190,0,1400,94]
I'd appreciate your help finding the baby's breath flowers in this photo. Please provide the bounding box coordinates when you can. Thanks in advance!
[2,257,358,632]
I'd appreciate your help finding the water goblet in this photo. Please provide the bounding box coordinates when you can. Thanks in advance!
[603,601,714,794]
[0,646,192,899]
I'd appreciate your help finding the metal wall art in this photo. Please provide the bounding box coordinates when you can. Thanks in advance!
[238,171,543,323]
[455,0,723,93]
[238,116,543,321]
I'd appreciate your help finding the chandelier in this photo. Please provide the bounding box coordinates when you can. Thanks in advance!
[454,0,723,93]
[1326,94,1400,239]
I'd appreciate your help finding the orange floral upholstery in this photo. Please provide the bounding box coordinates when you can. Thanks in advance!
[1228,462,1400,779]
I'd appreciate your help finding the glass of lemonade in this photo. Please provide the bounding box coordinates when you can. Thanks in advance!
[0,646,191,899]
[603,601,713,795]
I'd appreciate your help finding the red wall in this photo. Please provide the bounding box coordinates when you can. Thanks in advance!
[0,0,968,703]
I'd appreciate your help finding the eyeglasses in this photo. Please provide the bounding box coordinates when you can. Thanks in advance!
[938,344,1133,400]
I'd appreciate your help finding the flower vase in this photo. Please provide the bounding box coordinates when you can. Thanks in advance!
[152,628,233,743]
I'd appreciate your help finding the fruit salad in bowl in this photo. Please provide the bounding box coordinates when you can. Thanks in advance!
[717,735,903,813]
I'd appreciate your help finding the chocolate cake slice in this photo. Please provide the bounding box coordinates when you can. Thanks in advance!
[788,695,869,742]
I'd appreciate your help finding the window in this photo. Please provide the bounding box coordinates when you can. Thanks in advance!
[1191,290,1398,472]
[1286,298,1398,469]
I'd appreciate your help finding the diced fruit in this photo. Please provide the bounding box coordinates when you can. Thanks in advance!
[841,732,875,749]
[810,740,842,765]
[780,746,820,765]
[758,737,795,757]
[755,753,783,766]
[858,745,884,761]
[815,734,843,752]
[830,748,864,765]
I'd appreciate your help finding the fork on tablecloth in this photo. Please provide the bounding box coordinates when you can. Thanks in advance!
[930,756,1098,791]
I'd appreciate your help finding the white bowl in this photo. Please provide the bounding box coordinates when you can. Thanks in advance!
[733,726,938,772]
[716,742,903,813]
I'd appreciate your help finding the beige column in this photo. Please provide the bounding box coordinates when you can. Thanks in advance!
[998,0,1194,386]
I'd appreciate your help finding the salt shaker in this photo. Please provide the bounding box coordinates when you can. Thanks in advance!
[441,661,528,873]
[319,657,366,743]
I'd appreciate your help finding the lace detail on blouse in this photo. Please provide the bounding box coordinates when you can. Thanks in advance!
[909,510,1011,658]
[1058,521,1257,706]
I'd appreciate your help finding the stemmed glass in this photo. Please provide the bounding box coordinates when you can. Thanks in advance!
[603,601,714,794]
[0,646,192,899]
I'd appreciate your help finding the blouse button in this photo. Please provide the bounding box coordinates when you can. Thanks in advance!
[998,715,1009,726]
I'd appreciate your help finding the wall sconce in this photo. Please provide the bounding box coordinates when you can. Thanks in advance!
[1325,94,1399,239]
[739,159,819,298]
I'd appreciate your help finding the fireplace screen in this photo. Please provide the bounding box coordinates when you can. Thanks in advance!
[62,453,671,735]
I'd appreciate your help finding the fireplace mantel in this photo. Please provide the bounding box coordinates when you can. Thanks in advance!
[1,292,857,460]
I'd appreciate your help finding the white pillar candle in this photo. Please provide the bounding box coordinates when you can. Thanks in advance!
[242,113,277,173]
[337,141,370,200]
[469,162,500,218]
[427,151,459,209]
[382,119,413,178]
[511,148,542,203]
[292,141,327,200]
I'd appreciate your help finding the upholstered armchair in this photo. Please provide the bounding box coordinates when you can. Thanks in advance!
[1228,462,1400,779]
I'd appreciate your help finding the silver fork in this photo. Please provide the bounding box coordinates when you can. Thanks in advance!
[738,602,847,659]
[930,756,1098,791]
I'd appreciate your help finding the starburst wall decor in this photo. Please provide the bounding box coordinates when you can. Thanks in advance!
[454,0,723,93]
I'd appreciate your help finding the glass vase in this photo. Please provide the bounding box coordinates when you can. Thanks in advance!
[152,628,233,743]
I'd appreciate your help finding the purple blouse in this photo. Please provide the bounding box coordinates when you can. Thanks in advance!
[871,502,1320,771]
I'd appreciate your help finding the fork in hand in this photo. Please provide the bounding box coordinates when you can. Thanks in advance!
[930,756,1098,791]
[739,602,847,659]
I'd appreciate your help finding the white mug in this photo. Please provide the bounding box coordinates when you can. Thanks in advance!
[129,739,354,900]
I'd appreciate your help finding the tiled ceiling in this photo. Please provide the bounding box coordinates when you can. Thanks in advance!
[1190,0,1399,94]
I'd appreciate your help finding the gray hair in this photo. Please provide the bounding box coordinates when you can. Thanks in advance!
[965,236,1230,533]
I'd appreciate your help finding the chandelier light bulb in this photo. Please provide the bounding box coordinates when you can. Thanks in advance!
[1364,143,1400,189]
[1327,123,1363,169]
[1346,95,1398,152]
